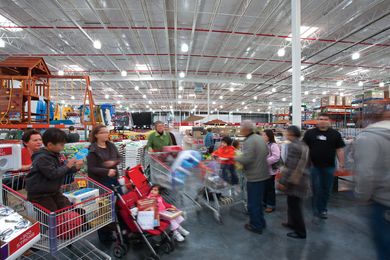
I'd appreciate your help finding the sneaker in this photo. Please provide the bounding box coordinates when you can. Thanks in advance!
[178,226,190,236]
[173,230,185,242]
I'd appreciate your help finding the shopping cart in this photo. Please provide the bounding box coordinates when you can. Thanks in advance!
[195,160,246,223]
[2,172,115,257]
[146,151,202,214]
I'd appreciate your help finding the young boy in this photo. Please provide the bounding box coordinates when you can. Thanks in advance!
[213,136,238,185]
[26,128,83,212]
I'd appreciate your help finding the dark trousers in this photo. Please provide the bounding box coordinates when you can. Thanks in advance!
[263,175,276,208]
[28,192,71,212]
[247,180,267,231]
[287,195,306,237]
[311,167,336,215]
[221,164,238,185]
[370,202,390,260]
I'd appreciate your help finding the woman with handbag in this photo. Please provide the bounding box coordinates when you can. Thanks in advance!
[278,126,310,239]
[262,130,281,213]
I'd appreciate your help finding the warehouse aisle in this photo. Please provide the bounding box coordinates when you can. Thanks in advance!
[90,191,376,260]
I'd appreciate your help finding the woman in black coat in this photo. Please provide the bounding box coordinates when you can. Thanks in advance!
[278,126,310,239]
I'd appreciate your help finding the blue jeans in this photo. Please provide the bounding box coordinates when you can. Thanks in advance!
[221,164,238,185]
[370,202,390,260]
[310,167,336,216]
[247,180,267,231]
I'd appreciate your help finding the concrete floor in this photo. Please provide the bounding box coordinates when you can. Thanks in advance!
[90,189,377,260]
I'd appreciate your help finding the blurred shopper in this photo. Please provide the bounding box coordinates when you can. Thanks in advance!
[354,110,390,260]
[66,126,80,143]
[204,128,214,153]
[87,125,121,242]
[147,121,173,151]
[278,126,310,239]
[262,130,281,213]
[182,129,193,150]
[165,124,177,145]
[21,129,43,171]
[213,136,238,186]
[235,121,269,234]
[303,113,345,219]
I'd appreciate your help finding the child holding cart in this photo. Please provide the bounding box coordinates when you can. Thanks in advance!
[212,136,238,186]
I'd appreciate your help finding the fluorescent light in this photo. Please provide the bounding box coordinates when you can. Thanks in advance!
[58,70,64,76]
[146,105,149,108]
[229,87,234,92]
[119,105,123,108]
[346,68,369,76]
[121,70,127,77]
[277,48,285,57]
[116,100,121,104]
[142,95,147,99]
[336,81,343,87]
[244,106,248,109]
[134,86,139,91]
[352,52,360,60]
[135,64,148,70]
[65,65,83,71]
[105,94,109,99]
[0,15,23,32]
[241,102,245,105]
[312,98,316,103]
[267,106,271,109]
[219,96,223,100]
[340,93,345,97]
[179,86,184,91]
[282,98,286,101]
[0,39,5,48]
[169,105,173,109]
[236,108,239,112]
[269,101,272,105]
[249,111,252,114]
[379,82,385,87]
[272,88,277,92]
[257,109,260,112]
[179,71,186,78]
[219,105,223,109]
[71,96,75,100]
[289,103,292,106]
[181,43,189,52]
[300,75,305,81]
[188,94,196,97]
[195,105,198,108]
[246,73,252,80]
[93,40,102,49]
[246,47,251,52]
[286,26,319,41]
[148,100,152,104]
[178,101,182,104]
[358,81,363,87]
[178,95,182,99]
[253,96,257,100]
[322,91,327,95]
[304,91,309,95]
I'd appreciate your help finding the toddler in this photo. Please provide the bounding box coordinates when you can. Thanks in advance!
[147,185,189,242]
[212,136,238,185]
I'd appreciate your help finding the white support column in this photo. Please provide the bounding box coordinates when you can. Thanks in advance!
[207,83,210,119]
[291,0,302,127]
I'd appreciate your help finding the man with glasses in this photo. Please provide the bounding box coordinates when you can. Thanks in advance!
[303,113,345,220]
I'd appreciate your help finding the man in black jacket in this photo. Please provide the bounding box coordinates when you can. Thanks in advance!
[26,128,83,212]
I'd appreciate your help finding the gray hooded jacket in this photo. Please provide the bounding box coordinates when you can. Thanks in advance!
[353,120,390,207]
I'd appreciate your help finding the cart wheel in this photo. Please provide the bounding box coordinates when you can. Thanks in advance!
[161,242,172,254]
[169,239,175,252]
[113,245,126,258]
[214,213,223,224]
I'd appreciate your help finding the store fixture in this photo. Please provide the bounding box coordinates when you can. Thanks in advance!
[0,57,95,129]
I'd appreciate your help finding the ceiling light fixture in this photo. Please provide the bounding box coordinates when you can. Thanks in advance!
[277,48,285,57]
[105,94,109,99]
[272,88,276,92]
[219,96,223,100]
[246,73,252,80]
[269,101,272,105]
[322,91,327,95]
[379,82,385,87]
[229,87,234,92]
[142,95,147,99]
[304,91,309,95]
[178,101,182,104]
[244,106,248,109]
[336,80,343,87]
[0,39,5,48]
[212,101,216,105]
[148,100,152,104]
[220,105,223,109]
[300,75,305,81]
[116,101,121,104]
[358,81,363,87]
[312,98,316,103]
[241,102,245,105]
[179,86,184,91]
[352,52,360,60]
[282,98,286,101]
[93,40,102,49]
[181,43,189,52]
[134,86,139,91]
[121,70,127,77]
[286,26,319,41]
[178,95,182,99]
[179,71,186,78]
[58,70,64,76]
[71,96,75,100]
[253,96,257,100]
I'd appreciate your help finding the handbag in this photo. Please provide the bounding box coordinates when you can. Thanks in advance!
[268,143,282,170]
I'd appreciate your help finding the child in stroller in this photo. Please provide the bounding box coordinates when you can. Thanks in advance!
[148,185,190,242]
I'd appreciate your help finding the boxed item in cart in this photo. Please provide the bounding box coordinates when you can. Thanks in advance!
[63,188,99,213]
[205,174,228,190]
[321,96,336,106]
[364,90,384,99]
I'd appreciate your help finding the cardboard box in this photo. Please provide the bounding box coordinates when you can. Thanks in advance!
[343,97,353,106]
[63,188,99,213]
[335,96,343,106]
[364,90,384,99]
[321,96,336,106]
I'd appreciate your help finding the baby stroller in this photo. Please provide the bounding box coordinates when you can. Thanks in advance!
[112,165,175,260]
